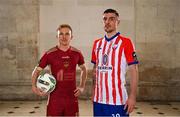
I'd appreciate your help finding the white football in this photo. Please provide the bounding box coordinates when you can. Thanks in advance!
[36,73,56,93]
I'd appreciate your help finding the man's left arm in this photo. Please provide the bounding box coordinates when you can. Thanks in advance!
[74,64,87,97]
[124,64,139,114]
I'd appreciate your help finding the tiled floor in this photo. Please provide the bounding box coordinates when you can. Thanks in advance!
[0,100,180,116]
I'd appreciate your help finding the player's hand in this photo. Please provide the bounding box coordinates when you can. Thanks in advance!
[32,85,47,96]
[124,95,136,114]
[74,87,84,97]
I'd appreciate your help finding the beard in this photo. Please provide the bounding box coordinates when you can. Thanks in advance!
[104,24,115,33]
[104,27,114,33]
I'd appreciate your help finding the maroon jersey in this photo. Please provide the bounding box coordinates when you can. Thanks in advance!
[38,46,85,98]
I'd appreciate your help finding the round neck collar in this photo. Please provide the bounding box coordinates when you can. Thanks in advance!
[105,32,120,41]
[56,45,71,52]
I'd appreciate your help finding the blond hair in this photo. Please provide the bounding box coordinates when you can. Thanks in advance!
[56,24,72,34]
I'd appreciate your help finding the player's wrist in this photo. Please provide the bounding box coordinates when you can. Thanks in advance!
[78,87,84,93]
[129,94,136,100]
[32,84,37,88]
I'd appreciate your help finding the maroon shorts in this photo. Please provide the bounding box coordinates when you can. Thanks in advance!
[46,96,79,116]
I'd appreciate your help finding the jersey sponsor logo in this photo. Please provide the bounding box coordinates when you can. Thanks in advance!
[97,66,112,72]
[102,54,108,65]
[62,56,70,59]
[98,54,112,72]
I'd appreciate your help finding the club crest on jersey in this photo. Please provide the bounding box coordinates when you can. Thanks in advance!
[62,56,70,68]
[102,54,108,65]
[63,61,69,68]
[112,44,118,49]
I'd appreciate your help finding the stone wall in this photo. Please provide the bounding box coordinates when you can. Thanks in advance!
[39,0,135,68]
[0,0,180,101]
[135,0,180,101]
[0,0,41,100]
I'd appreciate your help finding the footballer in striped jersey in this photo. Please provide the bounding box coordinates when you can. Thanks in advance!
[91,9,139,117]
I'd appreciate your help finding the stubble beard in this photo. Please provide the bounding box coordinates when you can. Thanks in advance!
[105,28,114,33]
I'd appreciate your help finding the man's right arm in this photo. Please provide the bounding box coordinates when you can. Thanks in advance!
[31,66,46,96]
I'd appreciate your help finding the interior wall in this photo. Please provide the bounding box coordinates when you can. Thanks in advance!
[39,0,135,69]
[135,0,180,101]
[0,0,180,101]
[0,0,41,100]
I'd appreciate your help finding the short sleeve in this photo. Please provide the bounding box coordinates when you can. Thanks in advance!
[124,39,139,65]
[91,41,96,64]
[78,52,85,66]
[38,52,49,69]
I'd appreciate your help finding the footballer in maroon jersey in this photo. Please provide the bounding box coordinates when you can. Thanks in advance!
[31,24,87,116]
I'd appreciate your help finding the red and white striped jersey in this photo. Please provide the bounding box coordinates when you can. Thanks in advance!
[91,32,138,105]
